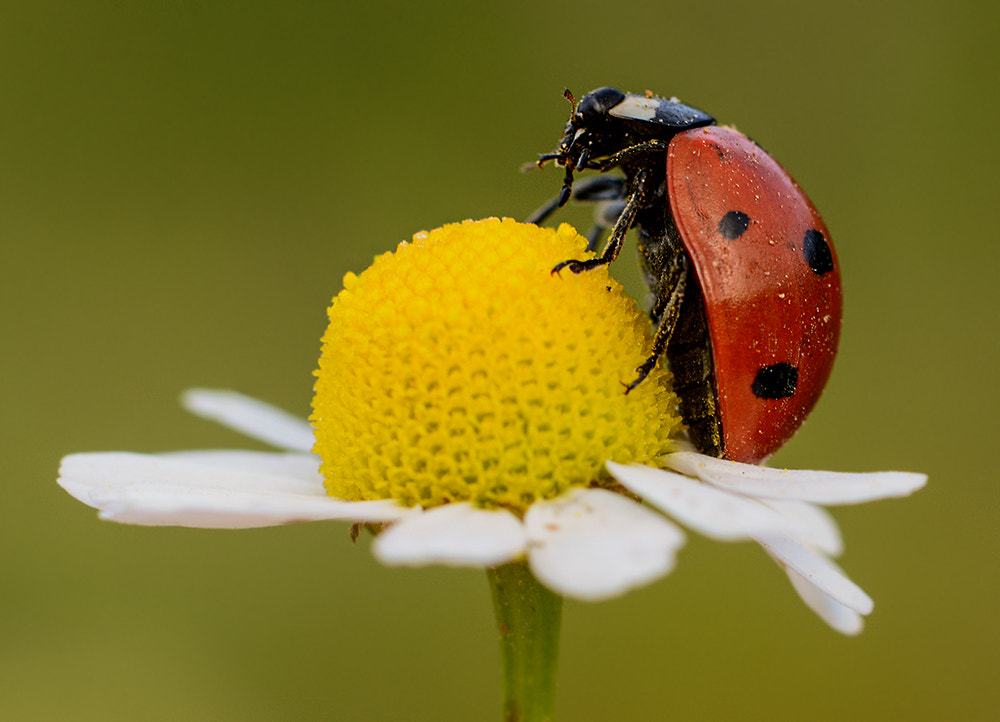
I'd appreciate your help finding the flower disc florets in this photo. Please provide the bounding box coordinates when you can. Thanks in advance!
[312,218,681,511]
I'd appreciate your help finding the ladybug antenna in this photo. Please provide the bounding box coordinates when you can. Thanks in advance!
[530,89,580,172]
[563,88,577,115]
[551,90,581,205]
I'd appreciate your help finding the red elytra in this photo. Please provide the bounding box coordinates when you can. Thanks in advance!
[667,126,842,463]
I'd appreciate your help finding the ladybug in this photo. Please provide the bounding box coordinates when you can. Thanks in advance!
[528,87,841,464]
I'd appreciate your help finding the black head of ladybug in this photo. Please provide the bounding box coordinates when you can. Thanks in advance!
[558,87,629,169]
[535,88,626,207]
[537,87,714,207]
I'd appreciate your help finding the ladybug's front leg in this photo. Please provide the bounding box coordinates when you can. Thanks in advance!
[589,140,669,172]
[625,251,688,393]
[552,168,651,275]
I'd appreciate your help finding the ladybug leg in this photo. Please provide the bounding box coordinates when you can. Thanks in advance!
[586,200,627,252]
[524,176,626,226]
[625,252,688,392]
[553,168,652,274]
[571,176,628,202]
[523,194,564,227]
[590,140,669,172]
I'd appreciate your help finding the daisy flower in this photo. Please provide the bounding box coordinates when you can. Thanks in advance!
[58,218,925,718]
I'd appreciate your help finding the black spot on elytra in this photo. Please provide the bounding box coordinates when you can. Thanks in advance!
[751,363,798,399]
[803,229,834,275]
[718,211,751,240]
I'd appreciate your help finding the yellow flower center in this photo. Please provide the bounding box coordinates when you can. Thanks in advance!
[311,218,681,511]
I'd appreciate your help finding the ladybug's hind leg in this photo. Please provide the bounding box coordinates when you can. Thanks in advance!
[625,251,688,393]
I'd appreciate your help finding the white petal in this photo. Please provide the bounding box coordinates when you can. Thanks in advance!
[182,389,316,452]
[757,533,873,615]
[666,451,927,505]
[164,450,323,481]
[785,566,864,635]
[607,462,806,541]
[524,488,685,601]
[759,499,844,556]
[373,503,526,567]
[58,452,408,529]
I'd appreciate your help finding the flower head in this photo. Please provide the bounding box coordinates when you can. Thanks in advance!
[310,218,679,509]
[57,218,925,634]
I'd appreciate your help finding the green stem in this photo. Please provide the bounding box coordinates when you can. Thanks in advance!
[487,560,563,722]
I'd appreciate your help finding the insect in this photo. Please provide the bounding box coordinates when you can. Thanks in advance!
[528,87,841,464]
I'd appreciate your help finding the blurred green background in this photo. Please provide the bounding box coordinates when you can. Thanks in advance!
[3,2,996,720]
